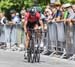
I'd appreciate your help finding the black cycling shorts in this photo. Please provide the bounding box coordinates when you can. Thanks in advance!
[27,21,40,29]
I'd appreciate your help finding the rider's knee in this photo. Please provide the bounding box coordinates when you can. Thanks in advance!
[26,37,30,41]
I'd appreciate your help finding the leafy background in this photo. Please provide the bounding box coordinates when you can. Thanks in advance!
[0,0,75,19]
[0,0,75,12]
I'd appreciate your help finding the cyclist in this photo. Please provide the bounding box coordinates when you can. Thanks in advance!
[24,8,44,59]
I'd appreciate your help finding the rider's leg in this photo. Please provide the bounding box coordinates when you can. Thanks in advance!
[24,32,30,59]
[25,32,30,49]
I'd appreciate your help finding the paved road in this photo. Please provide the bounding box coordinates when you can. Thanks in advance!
[0,49,75,67]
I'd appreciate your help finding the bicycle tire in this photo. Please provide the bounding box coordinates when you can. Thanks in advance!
[30,39,35,63]
[34,49,37,62]
[27,49,31,62]
[37,37,41,62]
[36,47,40,62]
[30,51,34,63]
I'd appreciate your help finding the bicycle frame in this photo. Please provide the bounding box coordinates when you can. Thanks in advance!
[27,28,42,63]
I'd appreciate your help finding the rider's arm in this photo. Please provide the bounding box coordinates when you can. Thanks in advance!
[24,13,29,33]
[36,12,44,30]
[24,20,27,33]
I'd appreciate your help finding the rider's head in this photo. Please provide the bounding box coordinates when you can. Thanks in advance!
[29,8,36,16]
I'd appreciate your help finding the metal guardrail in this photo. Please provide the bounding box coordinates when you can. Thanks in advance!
[46,22,75,59]
[0,22,75,60]
[0,24,25,48]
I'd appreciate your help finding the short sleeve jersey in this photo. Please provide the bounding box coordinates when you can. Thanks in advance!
[25,12,40,23]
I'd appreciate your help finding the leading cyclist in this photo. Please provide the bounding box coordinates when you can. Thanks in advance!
[24,8,44,59]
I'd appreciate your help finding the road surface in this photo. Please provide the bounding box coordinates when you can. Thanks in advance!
[0,49,75,67]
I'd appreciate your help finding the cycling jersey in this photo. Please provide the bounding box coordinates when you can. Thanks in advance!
[25,12,40,23]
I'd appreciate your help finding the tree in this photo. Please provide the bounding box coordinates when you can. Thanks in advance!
[0,0,75,12]
[61,0,75,4]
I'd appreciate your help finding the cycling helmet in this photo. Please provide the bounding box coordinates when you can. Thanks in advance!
[29,8,36,16]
